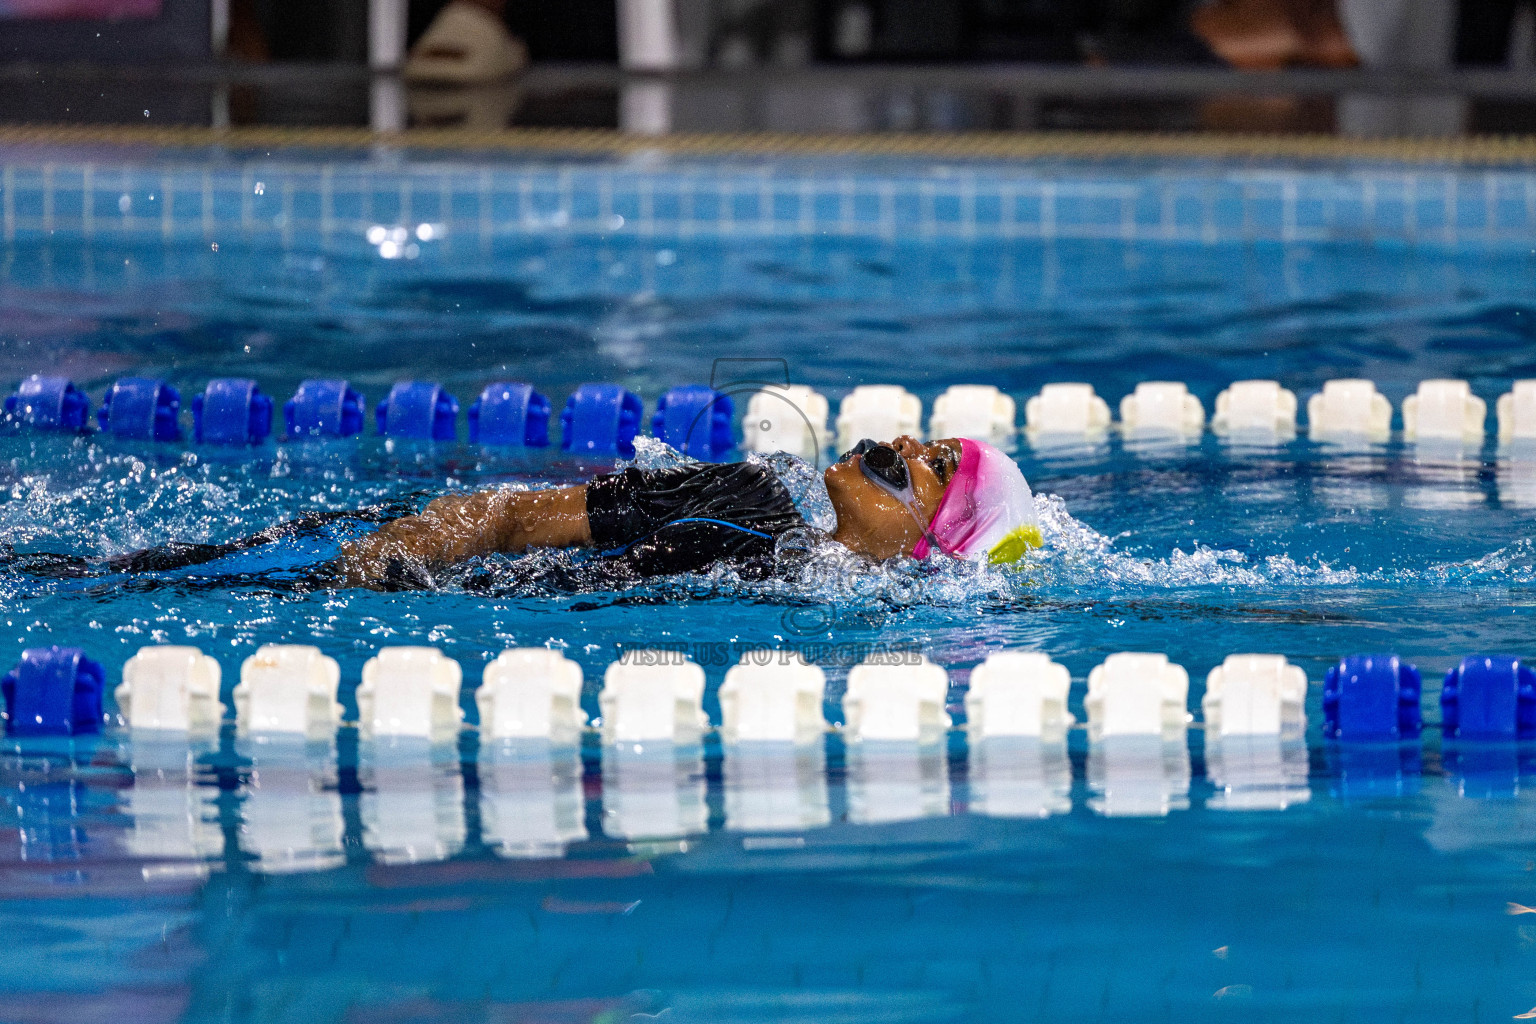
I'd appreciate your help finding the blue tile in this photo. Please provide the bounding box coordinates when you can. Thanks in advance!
[1416,197,1448,233]
[652,190,682,223]
[570,186,601,221]
[852,190,881,223]
[1058,192,1119,231]
[571,167,608,192]
[139,191,165,224]
[932,191,962,224]
[1492,181,1527,229]
[208,185,243,225]
[1334,194,1366,232]
[121,167,157,199]
[163,169,204,207]
[12,185,44,221]
[1496,195,1529,232]
[1133,190,1164,230]
[368,189,400,224]
[973,192,1001,226]
[611,190,640,223]
[1456,198,1487,232]
[165,190,199,229]
[8,167,41,191]
[44,165,84,193]
[1294,197,1327,230]
[92,188,126,223]
[1456,183,1489,231]
[691,187,718,222]
[484,188,518,229]
[690,187,721,222]
[46,187,80,226]
[529,188,562,219]
[771,189,800,223]
[813,190,842,225]
[1363,177,1406,233]
[1173,192,1206,232]
[410,190,443,224]
[1211,185,1245,230]
[449,190,482,224]
[1012,192,1042,227]
[1372,196,1408,237]
[893,189,922,229]
[289,187,321,226]
[252,189,285,226]
[327,189,361,225]
[1411,174,1449,202]
[731,191,760,223]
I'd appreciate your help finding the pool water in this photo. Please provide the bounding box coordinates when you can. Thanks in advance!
[4,153,1536,1023]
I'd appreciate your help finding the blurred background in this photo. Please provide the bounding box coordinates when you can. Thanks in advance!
[3,0,1536,136]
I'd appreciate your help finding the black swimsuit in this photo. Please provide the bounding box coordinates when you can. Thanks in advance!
[4,462,808,590]
[585,462,806,577]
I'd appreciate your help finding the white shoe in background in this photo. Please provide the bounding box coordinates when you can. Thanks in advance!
[404,1,528,85]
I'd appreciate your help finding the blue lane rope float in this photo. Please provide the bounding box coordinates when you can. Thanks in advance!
[1441,655,1536,740]
[1322,653,1423,741]
[11,374,1536,453]
[98,377,182,441]
[1,646,104,737]
[4,375,91,432]
[284,379,366,439]
[468,382,551,447]
[653,385,734,460]
[375,381,460,441]
[561,383,643,459]
[193,378,274,445]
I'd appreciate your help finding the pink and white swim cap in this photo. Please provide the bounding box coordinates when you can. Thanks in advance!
[912,439,1042,565]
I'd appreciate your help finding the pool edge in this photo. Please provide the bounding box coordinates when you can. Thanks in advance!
[5,123,1536,165]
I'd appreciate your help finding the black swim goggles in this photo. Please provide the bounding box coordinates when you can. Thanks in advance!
[838,439,943,550]
[839,438,913,498]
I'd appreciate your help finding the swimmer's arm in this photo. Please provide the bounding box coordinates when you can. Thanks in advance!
[337,485,590,585]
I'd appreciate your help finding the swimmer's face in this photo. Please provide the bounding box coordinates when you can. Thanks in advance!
[824,436,962,559]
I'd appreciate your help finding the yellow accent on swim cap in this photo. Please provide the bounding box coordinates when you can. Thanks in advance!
[987,524,1044,565]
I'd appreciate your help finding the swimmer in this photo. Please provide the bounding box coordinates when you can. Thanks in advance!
[3,437,1042,590]
[335,435,1043,587]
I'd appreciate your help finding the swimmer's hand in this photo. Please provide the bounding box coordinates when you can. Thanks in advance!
[335,485,591,589]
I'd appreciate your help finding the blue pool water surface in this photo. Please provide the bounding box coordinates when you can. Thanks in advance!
[3,151,1536,1023]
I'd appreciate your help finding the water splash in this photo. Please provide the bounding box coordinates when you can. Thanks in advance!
[1030,492,1365,589]
[623,438,837,531]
